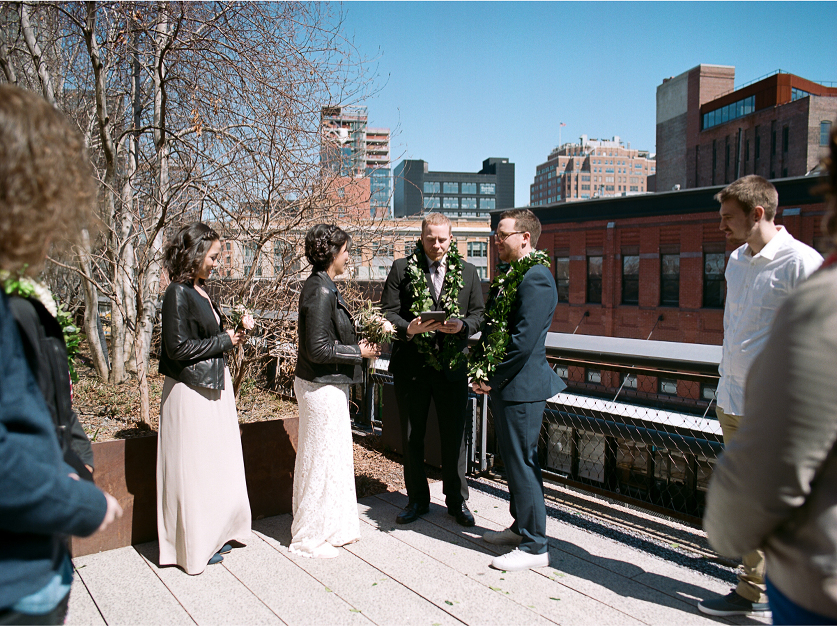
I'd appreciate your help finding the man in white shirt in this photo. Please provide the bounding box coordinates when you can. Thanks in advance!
[699,175,823,618]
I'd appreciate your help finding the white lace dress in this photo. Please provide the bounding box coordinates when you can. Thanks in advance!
[290,376,360,557]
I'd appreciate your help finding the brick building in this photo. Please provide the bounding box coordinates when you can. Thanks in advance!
[491,176,831,346]
[657,66,837,192]
[530,136,655,206]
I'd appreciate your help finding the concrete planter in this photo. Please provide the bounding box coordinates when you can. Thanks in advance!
[69,416,298,557]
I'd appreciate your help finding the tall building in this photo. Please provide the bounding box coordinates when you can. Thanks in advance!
[393,158,514,218]
[657,66,837,191]
[320,106,392,218]
[530,136,655,206]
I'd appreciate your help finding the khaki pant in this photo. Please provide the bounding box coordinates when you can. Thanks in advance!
[716,406,768,603]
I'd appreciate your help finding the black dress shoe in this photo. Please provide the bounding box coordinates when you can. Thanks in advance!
[448,502,475,527]
[396,502,429,524]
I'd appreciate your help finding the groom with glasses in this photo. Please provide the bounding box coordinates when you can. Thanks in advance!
[381,212,485,527]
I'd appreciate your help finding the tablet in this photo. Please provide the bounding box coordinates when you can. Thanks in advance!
[418,311,447,323]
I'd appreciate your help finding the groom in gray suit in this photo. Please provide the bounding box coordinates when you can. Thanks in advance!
[472,208,565,571]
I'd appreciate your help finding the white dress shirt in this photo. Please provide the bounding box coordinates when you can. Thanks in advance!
[717,226,823,415]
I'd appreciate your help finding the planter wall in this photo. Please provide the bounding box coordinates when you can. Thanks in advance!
[69,416,298,557]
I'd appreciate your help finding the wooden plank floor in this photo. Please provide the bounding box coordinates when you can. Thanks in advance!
[69,482,770,626]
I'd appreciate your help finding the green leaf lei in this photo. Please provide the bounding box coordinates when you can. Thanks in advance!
[405,238,466,371]
[468,249,551,384]
[2,270,83,383]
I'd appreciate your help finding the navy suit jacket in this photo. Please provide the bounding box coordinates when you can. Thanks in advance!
[487,263,566,402]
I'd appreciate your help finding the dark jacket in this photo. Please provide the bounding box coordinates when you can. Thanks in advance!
[294,271,362,384]
[487,263,566,402]
[0,292,106,610]
[380,256,484,381]
[158,282,233,390]
[9,296,94,476]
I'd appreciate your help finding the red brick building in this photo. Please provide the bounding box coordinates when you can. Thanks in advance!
[493,176,831,346]
[657,66,837,192]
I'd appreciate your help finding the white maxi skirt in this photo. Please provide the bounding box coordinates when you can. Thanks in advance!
[290,376,360,556]
[156,367,252,575]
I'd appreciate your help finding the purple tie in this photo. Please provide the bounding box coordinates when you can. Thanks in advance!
[432,261,443,299]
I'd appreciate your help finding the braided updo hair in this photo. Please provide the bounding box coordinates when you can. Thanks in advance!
[163,222,220,284]
[305,223,351,271]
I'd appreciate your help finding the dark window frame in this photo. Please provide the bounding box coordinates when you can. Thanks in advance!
[621,254,639,305]
[660,253,680,307]
[586,255,603,304]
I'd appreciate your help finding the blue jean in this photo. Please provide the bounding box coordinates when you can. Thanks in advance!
[767,577,837,625]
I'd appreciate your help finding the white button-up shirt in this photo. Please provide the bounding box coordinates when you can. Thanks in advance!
[717,226,823,415]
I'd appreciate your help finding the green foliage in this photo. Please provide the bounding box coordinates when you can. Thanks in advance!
[405,239,466,371]
[468,250,551,384]
[2,270,83,383]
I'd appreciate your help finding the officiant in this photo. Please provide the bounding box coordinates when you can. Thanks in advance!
[380,212,484,526]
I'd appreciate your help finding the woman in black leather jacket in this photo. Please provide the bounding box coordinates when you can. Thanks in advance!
[289,224,379,559]
[157,222,251,575]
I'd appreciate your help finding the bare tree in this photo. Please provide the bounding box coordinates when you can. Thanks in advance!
[0,1,381,421]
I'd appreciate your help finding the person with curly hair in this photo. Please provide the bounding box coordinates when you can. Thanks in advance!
[0,84,122,625]
[291,223,380,558]
[705,120,837,624]
[157,222,251,574]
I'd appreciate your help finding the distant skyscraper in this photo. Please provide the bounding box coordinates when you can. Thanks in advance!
[320,106,392,218]
[393,158,515,219]
[529,136,655,206]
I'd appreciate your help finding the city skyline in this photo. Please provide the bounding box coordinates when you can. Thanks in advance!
[338,1,837,207]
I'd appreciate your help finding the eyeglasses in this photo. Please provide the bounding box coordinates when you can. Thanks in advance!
[494,230,525,242]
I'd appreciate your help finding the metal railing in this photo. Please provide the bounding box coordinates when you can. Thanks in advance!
[367,333,722,526]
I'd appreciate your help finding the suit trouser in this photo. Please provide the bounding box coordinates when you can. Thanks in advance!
[491,394,548,555]
[716,406,768,604]
[393,368,469,509]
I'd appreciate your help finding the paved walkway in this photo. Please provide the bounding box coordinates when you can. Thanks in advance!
[68,482,770,626]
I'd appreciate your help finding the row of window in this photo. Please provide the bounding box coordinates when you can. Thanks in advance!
[702,95,756,130]
[552,252,726,308]
[424,197,494,210]
[424,182,495,195]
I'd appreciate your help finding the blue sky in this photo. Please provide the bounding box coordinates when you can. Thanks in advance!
[337,1,837,207]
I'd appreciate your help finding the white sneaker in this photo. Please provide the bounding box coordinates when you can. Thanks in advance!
[482,527,523,546]
[490,548,549,571]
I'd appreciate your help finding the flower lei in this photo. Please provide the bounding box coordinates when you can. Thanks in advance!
[1,271,82,383]
[468,249,551,384]
[405,239,466,371]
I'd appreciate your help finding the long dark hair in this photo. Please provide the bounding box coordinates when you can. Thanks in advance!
[304,224,351,272]
[163,222,220,284]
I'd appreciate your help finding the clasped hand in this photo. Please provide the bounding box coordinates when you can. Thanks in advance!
[471,381,492,395]
[407,316,463,336]
[359,339,381,359]
[226,328,248,346]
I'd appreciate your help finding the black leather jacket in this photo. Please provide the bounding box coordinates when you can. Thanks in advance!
[294,271,362,384]
[158,281,233,390]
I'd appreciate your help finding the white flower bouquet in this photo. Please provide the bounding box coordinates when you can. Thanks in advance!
[228,303,255,331]
[356,301,395,344]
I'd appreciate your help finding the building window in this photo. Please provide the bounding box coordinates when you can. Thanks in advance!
[822,121,833,147]
[660,379,678,395]
[476,266,487,280]
[423,181,440,194]
[701,384,717,402]
[226,242,231,251]
[404,242,414,257]
[586,369,601,384]
[622,255,639,305]
[443,182,458,194]
[782,126,789,153]
[479,183,495,195]
[555,256,569,303]
[462,182,476,194]
[703,252,726,308]
[480,198,495,209]
[423,197,440,209]
[587,256,602,304]
[755,131,761,159]
[792,88,810,101]
[621,373,637,389]
[461,197,477,209]
[660,253,680,306]
[442,197,458,209]
[771,129,777,156]
[467,241,487,258]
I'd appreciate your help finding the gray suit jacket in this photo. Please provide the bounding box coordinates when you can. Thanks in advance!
[704,262,837,619]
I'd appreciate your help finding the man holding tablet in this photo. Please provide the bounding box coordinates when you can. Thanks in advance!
[381,212,484,526]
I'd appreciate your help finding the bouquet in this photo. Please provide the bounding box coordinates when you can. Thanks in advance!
[355,301,395,344]
[228,303,255,331]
